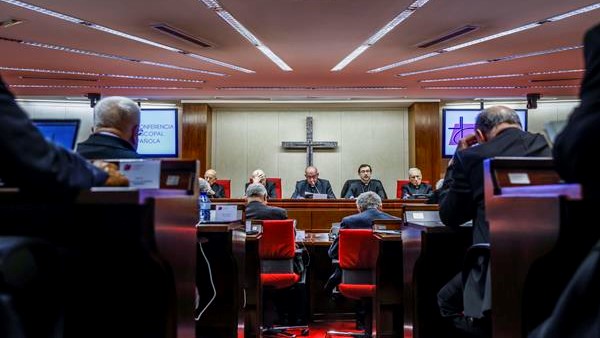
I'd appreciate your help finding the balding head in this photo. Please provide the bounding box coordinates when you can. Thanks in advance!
[93,96,141,148]
[476,106,522,141]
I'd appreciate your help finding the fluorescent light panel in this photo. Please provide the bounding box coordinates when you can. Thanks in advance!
[218,86,405,91]
[0,0,253,73]
[369,3,600,73]
[397,45,583,76]
[9,84,200,89]
[0,66,205,83]
[199,0,292,71]
[331,0,430,71]
[423,85,580,90]
[420,69,585,82]
[0,36,227,76]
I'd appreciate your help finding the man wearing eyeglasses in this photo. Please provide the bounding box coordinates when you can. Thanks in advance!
[76,96,142,159]
[291,166,335,199]
[343,164,387,199]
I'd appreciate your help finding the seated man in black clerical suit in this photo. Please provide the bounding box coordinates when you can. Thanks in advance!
[244,168,278,199]
[402,167,433,199]
[437,106,551,338]
[76,96,142,159]
[203,169,225,198]
[291,166,336,199]
[343,164,387,199]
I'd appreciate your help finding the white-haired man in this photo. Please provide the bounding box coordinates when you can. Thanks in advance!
[77,96,142,159]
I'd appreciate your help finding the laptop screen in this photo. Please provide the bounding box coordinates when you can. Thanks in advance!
[32,119,80,150]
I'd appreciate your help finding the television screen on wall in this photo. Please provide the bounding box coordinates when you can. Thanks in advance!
[442,108,527,158]
[32,119,80,150]
[138,108,178,158]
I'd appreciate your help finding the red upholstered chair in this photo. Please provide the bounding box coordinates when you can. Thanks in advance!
[267,177,282,199]
[396,179,430,198]
[214,179,231,198]
[259,220,308,337]
[326,229,379,338]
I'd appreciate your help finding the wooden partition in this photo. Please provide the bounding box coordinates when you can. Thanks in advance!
[483,157,600,336]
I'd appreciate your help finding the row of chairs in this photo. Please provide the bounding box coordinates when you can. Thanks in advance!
[215,178,430,199]
[259,219,387,338]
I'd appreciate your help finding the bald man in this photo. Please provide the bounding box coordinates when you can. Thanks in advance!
[244,169,277,199]
[291,166,335,199]
[77,96,142,159]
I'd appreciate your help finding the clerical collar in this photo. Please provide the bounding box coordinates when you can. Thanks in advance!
[97,131,120,139]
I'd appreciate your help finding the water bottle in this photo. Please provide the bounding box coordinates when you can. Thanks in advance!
[198,191,211,223]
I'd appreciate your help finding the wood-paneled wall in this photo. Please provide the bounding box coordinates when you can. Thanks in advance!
[408,102,441,185]
[181,103,212,174]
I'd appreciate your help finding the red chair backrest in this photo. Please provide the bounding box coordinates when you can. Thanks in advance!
[266,177,282,199]
[259,220,295,260]
[215,179,231,198]
[396,179,431,198]
[339,229,378,270]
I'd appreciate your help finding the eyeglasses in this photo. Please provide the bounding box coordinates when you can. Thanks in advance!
[359,169,371,174]
[305,174,319,179]
[137,129,144,136]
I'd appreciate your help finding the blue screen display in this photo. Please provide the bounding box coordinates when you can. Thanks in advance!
[32,119,80,150]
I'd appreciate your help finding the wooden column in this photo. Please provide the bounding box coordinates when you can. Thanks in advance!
[182,103,212,174]
[408,102,441,185]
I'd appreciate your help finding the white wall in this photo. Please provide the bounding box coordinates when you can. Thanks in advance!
[211,108,410,198]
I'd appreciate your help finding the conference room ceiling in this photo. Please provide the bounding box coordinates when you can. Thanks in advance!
[0,0,597,100]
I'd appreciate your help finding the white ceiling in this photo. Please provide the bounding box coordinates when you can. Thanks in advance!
[0,0,597,100]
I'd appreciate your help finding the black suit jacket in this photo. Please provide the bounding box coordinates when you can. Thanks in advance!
[439,127,551,244]
[328,208,399,260]
[244,181,278,199]
[401,182,433,199]
[344,179,387,199]
[245,200,287,220]
[0,76,108,193]
[209,182,225,198]
[76,134,142,160]
[291,179,335,199]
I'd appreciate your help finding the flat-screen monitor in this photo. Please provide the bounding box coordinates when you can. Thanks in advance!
[32,119,80,150]
[442,108,527,158]
[138,108,178,158]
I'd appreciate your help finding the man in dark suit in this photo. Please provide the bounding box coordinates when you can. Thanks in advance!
[328,191,398,260]
[291,166,336,199]
[326,191,399,329]
[0,76,124,193]
[245,183,287,220]
[244,168,278,199]
[529,23,600,338]
[437,105,551,337]
[76,96,142,159]
[203,169,225,198]
[343,164,387,199]
[402,167,433,199]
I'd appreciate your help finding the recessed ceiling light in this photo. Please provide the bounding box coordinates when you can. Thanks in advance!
[9,84,201,90]
[199,0,292,71]
[420,69,585,82]
[0,66,206,83]
[397,45,582,77]
[369,3,599,73]
[0,0,254,73]
[424,86,524,90]
[528,85,580,89]
[217,86,405,91]
[0,36,227,76]
[331,0,431,71]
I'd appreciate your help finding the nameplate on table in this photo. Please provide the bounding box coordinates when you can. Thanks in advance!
[119,159,161,189]
[213,204,239,222]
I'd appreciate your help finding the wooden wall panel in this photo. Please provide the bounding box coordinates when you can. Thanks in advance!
[408,102,441,185]
[182,103,212,174]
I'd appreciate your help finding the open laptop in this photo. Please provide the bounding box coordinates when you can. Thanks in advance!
[404,210,445,227]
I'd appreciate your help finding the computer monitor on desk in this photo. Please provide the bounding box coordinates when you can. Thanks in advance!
[108,159,198,194]
[210,203,244,223]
